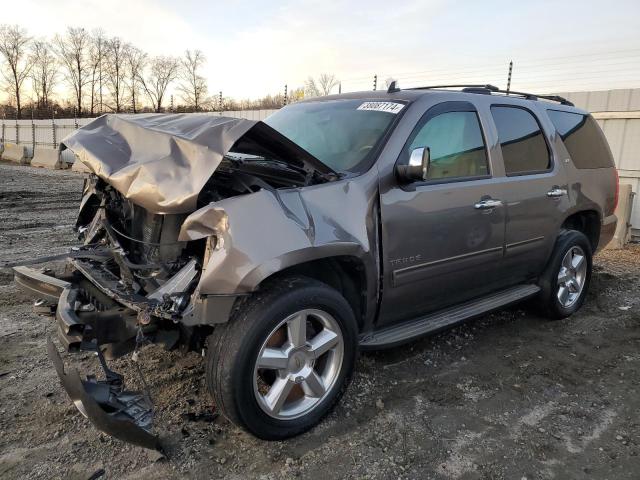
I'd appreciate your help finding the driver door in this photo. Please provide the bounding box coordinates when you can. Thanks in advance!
[378,101,506,325]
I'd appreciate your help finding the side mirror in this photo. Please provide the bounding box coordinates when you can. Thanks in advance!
[397,147,430,182]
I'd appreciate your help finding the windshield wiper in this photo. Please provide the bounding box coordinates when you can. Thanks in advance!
[224,154,339,183]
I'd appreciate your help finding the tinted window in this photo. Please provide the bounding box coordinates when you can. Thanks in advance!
[408,111,488,180]
[491,106,550,175]
[547,110,614,169]
[264,99,401,172]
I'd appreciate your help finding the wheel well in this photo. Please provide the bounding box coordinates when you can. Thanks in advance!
[261,256,367,331]
[562,210,600,251]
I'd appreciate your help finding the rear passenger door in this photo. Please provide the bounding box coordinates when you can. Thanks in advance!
[489,105,569,283]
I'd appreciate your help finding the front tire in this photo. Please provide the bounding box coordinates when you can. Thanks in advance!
[206,276,358,440]
[538,229,592,319]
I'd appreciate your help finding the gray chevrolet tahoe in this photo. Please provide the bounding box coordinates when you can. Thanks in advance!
[13,84,618,450]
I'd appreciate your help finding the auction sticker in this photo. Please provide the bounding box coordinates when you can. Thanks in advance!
[357,101,405,114]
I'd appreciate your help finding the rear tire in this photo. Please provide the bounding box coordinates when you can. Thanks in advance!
[205,276,358,440]
[538,229,592,319]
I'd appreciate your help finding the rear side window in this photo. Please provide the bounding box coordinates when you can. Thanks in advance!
[491,106,551,175]
[547,110,614,169]
[408,111,489,181]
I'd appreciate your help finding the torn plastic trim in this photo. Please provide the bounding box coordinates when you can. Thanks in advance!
[147,259,198,301]
[47,337,161,451]
[11,246,220,326]
[13,266,71,303]
[54,283,142,357]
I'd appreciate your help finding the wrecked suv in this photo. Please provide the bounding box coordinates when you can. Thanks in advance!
[14,84,618,449]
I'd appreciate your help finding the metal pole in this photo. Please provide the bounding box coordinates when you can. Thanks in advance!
[31,109,35,154]
[373,74,377,91]
[506,61,513,95]
[338,82,342,94]
[52,110,57,149]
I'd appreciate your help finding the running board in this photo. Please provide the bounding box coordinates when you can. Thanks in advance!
[359,284,540,349]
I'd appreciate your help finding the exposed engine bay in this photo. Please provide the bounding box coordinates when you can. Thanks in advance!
[72,147,322,352]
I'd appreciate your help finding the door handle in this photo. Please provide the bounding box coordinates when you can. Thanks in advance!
[547,188,567,198]
[474,199,502,210]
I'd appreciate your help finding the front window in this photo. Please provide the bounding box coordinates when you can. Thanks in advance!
[407,110,489,180]
[264,99,404,172]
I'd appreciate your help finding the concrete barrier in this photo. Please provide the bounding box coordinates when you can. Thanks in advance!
[1,142,28,164]
[71,159,92,173]
[31,148,64,169]
[606,184,634,249]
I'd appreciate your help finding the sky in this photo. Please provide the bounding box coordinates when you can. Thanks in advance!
[4,0,640,101]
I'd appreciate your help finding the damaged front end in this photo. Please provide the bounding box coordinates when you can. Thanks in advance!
[13,113,342,449]
[15,185,204,449]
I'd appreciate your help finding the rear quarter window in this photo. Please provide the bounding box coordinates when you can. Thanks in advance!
[547,110,615,169]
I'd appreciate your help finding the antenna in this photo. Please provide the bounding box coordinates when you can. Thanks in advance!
[387,79,400,93]
[506,61,513,95]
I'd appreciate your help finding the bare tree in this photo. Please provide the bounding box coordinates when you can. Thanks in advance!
[104,37,127,112]
[88,29,106,115]
[54,27,90,116]
[304,73,339,97]
[288,86,305,104]
[139,56,179,113]
[29,39,57,110]
[125,45,146,113]
[177,49,207,111]
[0,25,33,119]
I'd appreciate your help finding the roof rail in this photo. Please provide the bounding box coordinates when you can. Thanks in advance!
[405,84,574,106]
[490,88,574,106]
[406,84,499,92]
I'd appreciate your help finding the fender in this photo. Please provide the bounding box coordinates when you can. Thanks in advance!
[179,177,380,296]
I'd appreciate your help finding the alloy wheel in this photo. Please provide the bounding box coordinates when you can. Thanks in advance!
[556,246,587,308]
[253,309,344,420]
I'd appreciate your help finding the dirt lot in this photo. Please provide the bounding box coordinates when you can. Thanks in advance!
[1,162,640,479]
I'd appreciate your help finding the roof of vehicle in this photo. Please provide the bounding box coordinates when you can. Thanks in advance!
[300,87,589,114]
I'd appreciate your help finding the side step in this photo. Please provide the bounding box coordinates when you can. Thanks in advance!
[359,284,540,349]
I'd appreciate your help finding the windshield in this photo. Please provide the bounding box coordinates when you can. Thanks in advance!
[264,99,404,172]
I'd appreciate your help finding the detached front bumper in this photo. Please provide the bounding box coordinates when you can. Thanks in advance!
[47,337,160,450]
[14,265,162,451]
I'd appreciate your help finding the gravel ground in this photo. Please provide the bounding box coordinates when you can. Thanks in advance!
[1,162,640,479]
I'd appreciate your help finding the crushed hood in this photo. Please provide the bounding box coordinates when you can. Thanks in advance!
[61,113,335,214]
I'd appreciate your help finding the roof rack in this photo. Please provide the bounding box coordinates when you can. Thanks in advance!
[405,84,574,106]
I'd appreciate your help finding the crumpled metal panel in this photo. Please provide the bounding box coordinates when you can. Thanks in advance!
[179,177,378,295]
[60,114,256,214]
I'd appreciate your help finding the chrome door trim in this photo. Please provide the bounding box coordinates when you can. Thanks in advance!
[392,246,503,287]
